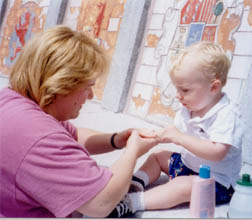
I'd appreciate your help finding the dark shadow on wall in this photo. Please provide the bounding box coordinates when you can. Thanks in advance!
[57,0,68,25]
[0,0,8,28]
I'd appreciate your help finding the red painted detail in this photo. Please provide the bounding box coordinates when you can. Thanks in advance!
[11,11,31,61]
[94,3,106,38]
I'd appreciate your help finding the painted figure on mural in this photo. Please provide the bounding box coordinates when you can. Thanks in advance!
[0,0,44,75]
[8,10,34,64]
[77,0,126,100]
[155,0,186,113]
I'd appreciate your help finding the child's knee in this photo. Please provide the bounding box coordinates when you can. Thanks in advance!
[147,150,164,162]
[148,150,173,173]
[151,149,172,160]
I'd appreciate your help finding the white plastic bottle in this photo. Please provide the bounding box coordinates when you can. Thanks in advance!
[228,173,252,218]
[190,165,215,218]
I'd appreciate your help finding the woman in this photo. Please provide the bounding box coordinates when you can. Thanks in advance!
[0,25,158,217]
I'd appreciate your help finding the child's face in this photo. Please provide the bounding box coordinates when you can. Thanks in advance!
[170,57,219,116]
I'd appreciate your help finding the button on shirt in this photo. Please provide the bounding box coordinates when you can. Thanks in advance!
[174,93,244,188]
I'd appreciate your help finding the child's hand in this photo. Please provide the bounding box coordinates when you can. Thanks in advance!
[156,126,181,143]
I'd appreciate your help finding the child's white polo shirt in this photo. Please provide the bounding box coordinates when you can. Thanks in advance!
[174,93,244,188]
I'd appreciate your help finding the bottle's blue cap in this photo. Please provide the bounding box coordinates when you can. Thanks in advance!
[199,165,210,179]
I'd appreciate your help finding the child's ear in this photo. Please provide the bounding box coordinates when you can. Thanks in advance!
[210,79,222,93]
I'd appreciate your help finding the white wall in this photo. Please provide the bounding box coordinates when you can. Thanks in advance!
[0,74,8,90]
[240,65,252,165]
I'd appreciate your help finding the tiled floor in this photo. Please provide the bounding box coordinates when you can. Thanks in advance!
[70,101,252,218]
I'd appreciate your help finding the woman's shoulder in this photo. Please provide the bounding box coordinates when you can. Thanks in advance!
[1,91,70,139]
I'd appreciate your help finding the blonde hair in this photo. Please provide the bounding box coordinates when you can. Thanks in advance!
[170,41,231,86]
[10,25,109,108]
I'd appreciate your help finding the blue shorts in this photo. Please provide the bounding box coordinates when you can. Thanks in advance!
[169,153,234,205]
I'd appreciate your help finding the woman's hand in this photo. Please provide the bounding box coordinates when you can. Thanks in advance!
[114,128,157,149]
[113,129,132,148]
[126,129,158,158]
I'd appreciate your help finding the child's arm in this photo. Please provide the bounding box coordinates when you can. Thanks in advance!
[157,126,231,161]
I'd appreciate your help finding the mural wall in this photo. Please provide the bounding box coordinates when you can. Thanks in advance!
[0,0,252,127]
[126,0,252,126]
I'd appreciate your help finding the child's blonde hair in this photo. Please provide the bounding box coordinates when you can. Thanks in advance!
[10,25,109,108]
[170,41,231,86]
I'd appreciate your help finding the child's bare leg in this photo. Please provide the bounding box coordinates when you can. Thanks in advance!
[144,175,196,210]
[137,150,173,184]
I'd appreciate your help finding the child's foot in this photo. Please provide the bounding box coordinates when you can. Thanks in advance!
[128,176,145,193]
[107,195,134,218]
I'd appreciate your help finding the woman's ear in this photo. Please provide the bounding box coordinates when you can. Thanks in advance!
[210,79,222,93]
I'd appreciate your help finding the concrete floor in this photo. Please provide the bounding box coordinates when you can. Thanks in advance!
[70,100,252,218]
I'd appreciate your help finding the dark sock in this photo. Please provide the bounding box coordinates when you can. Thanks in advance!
[132,175,145,188]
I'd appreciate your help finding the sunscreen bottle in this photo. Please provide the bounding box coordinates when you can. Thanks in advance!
[228,173,252,218]
[190,165,215,218]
